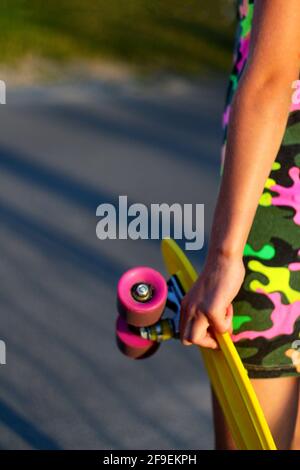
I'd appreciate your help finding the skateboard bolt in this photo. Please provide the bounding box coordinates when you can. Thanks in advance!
[131,283,153,302]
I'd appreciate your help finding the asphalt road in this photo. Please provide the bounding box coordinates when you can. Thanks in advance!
[0,73,227,449]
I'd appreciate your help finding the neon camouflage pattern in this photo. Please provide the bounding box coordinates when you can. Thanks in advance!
[222,0,300,377]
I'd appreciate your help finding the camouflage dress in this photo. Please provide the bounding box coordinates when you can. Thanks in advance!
[222,0,300,377]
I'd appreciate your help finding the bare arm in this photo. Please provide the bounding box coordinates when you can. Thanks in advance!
[210,0,300,259]
[181,0,300,346]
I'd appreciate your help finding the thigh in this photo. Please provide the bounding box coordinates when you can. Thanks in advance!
[212,376,299,450]
[291,379,300,450]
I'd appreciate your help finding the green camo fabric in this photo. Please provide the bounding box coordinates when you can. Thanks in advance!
[221,0,300,378]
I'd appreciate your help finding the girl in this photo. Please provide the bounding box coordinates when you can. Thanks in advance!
[180,0,300,450]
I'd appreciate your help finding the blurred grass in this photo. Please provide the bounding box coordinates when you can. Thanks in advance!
[0,0,236,75]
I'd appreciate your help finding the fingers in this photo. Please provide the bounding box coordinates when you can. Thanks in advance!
[180,300,195,346]
[180,298,234,349]
[183,311,207,344]
[207,303,233,335]
[181,315,195,346]
[198,334,219,350]
[180,304,218,349]
[185,314,218,349]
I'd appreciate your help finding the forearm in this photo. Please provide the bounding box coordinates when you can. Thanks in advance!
[207,72,295,262]
[181,0,300,343]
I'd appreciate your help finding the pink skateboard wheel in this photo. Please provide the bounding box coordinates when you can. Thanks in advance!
[117,267,167,327]
[115,315,159,359]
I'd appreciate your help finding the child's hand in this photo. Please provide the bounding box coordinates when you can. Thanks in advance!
[180,253,245,348]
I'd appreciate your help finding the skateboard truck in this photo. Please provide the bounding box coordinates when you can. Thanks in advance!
[139,276,183,342]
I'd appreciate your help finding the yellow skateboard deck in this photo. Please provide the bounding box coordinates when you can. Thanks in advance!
[161,238,276,450]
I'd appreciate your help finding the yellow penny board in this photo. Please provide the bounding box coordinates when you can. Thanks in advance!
[161,238,276,450]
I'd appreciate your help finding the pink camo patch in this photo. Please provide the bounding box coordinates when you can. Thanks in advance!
[239,0,249,18]
[232,290,300,341]
[271,167,300,226]
[236,35,250,74]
